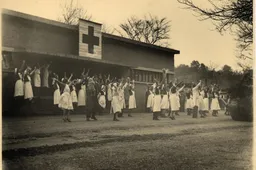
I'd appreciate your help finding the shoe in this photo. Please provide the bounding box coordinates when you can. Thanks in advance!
[128,114,132,117]
[113,118,119,121]
[63,118,67,122]
[86,117,90,121]
[67,118,71,122]
[91,116,97,121]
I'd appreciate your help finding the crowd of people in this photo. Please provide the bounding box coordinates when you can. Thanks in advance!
[13,60,230,122]
[13,60,137,122]
[145,71,231,121]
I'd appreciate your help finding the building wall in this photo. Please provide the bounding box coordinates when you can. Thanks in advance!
[2,14,78,55]
[102,38,174,71]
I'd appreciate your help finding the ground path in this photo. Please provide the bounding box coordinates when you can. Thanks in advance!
[3,112,253,170]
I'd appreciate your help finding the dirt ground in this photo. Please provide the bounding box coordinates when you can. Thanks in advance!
[2,112,253,170]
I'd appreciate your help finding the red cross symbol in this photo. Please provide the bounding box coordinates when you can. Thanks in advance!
[82,26,100,54]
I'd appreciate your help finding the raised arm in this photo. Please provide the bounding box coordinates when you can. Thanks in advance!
[193,80,201,90]
[132,80,135,89]
[68,73,73,82]
[29,68,36,75]
[64,72,67,79]
[19,60,26,73]
[81,68,85,76]
[160,68,167,85]
[54,78,66,86]
[122,81,128,89]
[84,68,90,77]
[46,62,51,69]
[178,85,185,92]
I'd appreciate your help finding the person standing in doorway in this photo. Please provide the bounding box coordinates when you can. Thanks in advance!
[42,62,51,88]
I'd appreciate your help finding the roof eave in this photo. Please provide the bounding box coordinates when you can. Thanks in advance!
[102,33,180,55]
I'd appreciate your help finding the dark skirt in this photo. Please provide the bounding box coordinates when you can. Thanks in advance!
[86,95,96,112]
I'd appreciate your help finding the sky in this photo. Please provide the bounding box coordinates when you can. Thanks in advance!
[1,0,244,70]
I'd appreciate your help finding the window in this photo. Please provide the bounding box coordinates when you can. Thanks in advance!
[131,69,170,83]
[145,72,148,82]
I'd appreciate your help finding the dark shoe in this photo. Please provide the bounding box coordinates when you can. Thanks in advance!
[67,118,71,122]
[175,113,180,116]
[91,116,97,120]
[63,118,67,122]
[113,118,119,121]
[128,114,132,117]
[86,117,90,121]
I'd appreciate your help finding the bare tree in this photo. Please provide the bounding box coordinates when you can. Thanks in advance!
[58,0,92,25]
[177,0,253,65]
[118,14,171,47]
[101,23,116,34]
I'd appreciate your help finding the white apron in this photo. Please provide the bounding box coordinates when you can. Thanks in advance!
[58,84,73,110]
[161,94,169,109]
[128,90,136,109]
[53,84,61,105]
[152,95,161,112]
[24,76,33,99]
[33,69,41,87]
[78,84,86,106]
[99,93,106,109]
[169,93,179,111]
[71,86,78,103]
[14,73,24,97]
[147,92,154,108]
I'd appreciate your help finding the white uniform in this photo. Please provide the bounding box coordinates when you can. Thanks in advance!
[192,82,201,107]
[169,92,179,111]
[161,93,169,109]
[71,85,78,103]
[78,84,86,106]
[198,91,205,111]
[211,94,220,110]
[203,92,209,111]
[42,65,49,88]
[14,72,24,97]
[129,90,136,109]
[152,95,161,112]
[33,69,41,87]
[24,75,33,99]
[185,95,194,109]
[111,86,121,113]
[53,83,61,105]
[118,86,125,109]
[58,84,73,110]
[147,90,154,108]
[98,91,106,109]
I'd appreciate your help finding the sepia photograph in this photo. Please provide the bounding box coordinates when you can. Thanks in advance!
[1,0,254,169]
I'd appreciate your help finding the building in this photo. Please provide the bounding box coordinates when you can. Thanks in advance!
[2,9,180,115]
